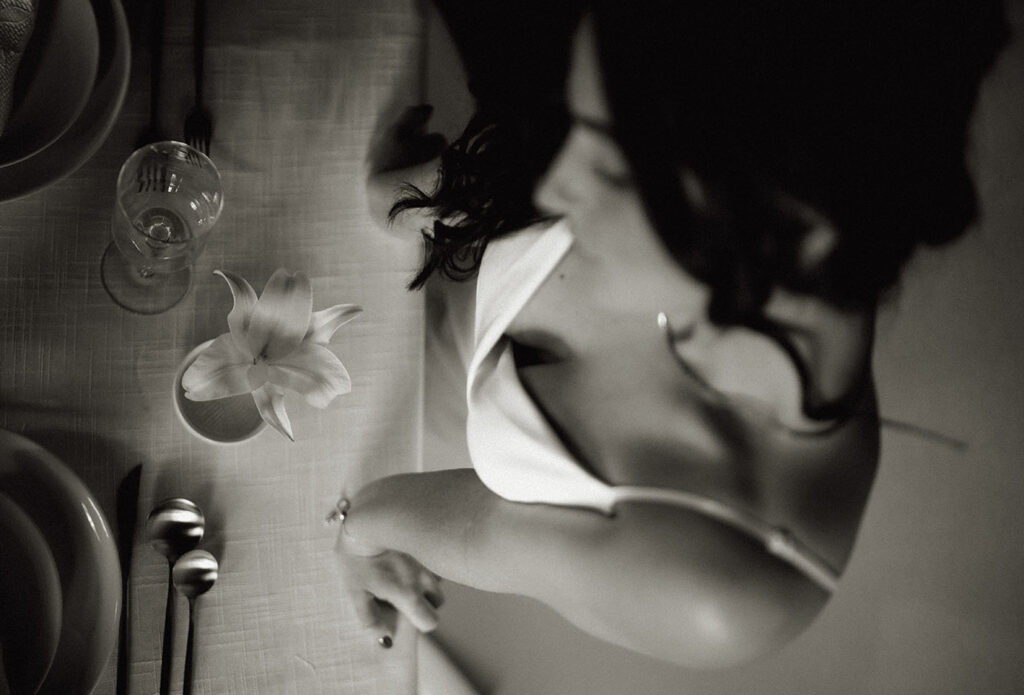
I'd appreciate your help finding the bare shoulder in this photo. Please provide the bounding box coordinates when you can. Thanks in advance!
[515,312,879,570]
[555,496,833,668]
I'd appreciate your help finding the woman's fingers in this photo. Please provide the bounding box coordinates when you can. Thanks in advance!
[371,557,441,632]
[350,589,382,627]
[386,590,440,633]
[386,104,447,168]
[396,104,434,135]
[412,132,447,163]
[337,546,446,635]
[420,567,445,609]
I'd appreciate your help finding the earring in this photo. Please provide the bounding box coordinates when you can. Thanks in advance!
[656,311,694,345]
[657,312,691,370]
[656,312,721,397]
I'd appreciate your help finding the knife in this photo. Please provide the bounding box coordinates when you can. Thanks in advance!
[115,464,142,695]
[136,0,166,146]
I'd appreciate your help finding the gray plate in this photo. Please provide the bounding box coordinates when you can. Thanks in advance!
[0,0,129,202]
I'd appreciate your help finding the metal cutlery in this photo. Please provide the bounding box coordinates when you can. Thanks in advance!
[146,499,205,695]
[136,163,172,193]
[137,0,167,146]
[183,0,212,156]
[114,464,143,695]
[172,549,219,695]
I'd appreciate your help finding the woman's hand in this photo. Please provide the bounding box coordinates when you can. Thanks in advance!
[367,104,447,177]
[334,524,445,637]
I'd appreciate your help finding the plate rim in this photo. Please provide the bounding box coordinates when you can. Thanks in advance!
[0,0,103,167]
[0,0,130,202]
[0,429,121,695]
[0,490,63,694]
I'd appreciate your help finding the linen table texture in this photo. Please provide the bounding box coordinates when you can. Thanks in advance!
[0,0,428,692]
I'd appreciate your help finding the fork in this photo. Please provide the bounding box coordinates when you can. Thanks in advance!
[183,0,211,156]
[136,163,172,193]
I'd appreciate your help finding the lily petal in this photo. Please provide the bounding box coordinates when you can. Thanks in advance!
[306,304,362,345]
[182,333,254,401]
[247,269,313,361]
[266,342,352,408]
[214,270,259,357]
[251,383,294,441]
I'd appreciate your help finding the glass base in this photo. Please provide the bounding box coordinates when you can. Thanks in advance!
[100,241,191,314]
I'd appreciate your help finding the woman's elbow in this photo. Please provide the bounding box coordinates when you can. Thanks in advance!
[664,576,830,669]
[572,544,834,669]
[597,504,837,668]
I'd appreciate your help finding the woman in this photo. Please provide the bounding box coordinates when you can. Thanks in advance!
[339,0,1007,667]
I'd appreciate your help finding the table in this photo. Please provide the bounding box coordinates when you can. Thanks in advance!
[0,0,428,692]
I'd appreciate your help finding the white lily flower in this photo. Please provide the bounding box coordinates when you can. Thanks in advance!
[182,268,362,441]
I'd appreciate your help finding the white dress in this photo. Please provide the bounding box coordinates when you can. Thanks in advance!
[457,220,840,591]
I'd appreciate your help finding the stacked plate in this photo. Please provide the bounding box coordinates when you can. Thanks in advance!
[0,0,129,202]
[0,430,121,694]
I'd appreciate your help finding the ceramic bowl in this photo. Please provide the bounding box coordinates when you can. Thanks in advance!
[0,0,129,201]
[174,339,268,445]
[0,429,121,695]
[0,0,101,166]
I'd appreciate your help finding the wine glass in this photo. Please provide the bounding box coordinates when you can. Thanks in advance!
[101,141,223,314]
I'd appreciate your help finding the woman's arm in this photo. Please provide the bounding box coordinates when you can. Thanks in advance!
[341,468,830,668]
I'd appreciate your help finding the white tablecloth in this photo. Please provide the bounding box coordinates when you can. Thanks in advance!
[0,0,427,692]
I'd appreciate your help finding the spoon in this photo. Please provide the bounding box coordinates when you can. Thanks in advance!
[172,549,219,695]
[146,498,205,695]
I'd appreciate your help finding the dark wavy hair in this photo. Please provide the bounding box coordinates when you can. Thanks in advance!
[591,0,1009,323]
[390,99,569,290]
[395,1,1006,310]
[390,1,581,290]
